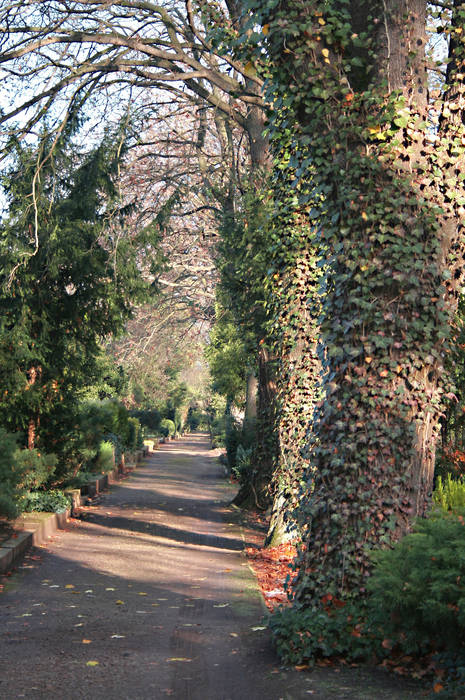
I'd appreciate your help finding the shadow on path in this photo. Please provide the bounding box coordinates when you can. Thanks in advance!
[0,433,427,700]
[79,511,245,551]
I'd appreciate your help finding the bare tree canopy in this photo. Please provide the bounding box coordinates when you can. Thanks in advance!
[0,0,264,147]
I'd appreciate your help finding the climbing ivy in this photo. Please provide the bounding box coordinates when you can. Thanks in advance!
[263,120,322,544]
[242,0,465,645]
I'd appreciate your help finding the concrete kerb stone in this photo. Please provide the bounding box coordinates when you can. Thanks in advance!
[64,488,82,514]
[0,509,70,575]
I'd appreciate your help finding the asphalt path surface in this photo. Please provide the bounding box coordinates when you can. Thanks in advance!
[0,434,426,699]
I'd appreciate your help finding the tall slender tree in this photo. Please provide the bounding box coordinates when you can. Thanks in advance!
[0,124,158,469]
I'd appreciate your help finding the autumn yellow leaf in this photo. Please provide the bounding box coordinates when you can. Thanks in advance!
[365,356,372,364]
[65,584,75,589]
[115,600,125,605]
[244,61,257,78]
[361,211,368,221]
[166,657,192,662]
[262,24,269,35]
[433,682,444,693]
[318,17,325,25]
[322,48,329,58]
[82,639,92,644]
[86,661,99,667]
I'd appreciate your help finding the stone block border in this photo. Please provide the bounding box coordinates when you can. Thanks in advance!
[0,509,70,575]
[0,447,151,576]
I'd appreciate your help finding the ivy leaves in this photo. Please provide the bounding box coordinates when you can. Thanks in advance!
[246,0,465,618]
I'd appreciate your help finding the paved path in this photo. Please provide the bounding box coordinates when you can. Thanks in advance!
[0,435,425,699]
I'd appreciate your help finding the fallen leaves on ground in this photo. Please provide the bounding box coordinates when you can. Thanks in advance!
[245,542,298,611]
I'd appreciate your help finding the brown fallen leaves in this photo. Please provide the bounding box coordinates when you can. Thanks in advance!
[245,542,298,611]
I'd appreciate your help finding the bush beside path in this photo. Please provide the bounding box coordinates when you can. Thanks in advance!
[0,434,425,699]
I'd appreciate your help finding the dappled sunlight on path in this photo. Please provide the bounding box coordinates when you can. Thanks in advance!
[0,434,425,699]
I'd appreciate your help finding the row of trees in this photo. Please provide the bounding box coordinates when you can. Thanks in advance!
[2,0,465,676]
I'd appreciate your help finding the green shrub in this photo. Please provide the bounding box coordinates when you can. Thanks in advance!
[173,408,183,434]
[210,414,227,448]
[0,428,24,519]
[232,444,253,483]
[22,489,71,513]
[127,417,142,451]
[15,449,57,490]
[63,470,101,489]
[79,399,131,452]
[94,440,115,472]
[367,511,465,654]
[270,598,371,666]
[130,408,161,433]
[271,512,465,696]
[224,415,239,463]
[186,409,208,431]
[227,416,256,474]
[73,399,140,472]
[160,418,175,438]
[433,474,465,512]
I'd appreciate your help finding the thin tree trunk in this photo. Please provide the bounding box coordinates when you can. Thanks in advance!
[244,371,258,423]
[26,365,41,450]
[233,345,278,508]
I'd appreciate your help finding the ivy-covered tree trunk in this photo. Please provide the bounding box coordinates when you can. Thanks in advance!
[266,242,322,545]
[258,0,465,602]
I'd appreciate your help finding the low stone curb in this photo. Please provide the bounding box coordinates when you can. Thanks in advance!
[0,449,149,576]
[0,509,70,575]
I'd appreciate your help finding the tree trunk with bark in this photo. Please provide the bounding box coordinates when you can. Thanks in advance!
[233,344,278,508]
[244,371,258,423]
[262,0,465,601]
[26,365,41,450]
[266,247,322,546]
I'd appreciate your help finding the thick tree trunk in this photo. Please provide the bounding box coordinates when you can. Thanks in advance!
[264,0,465,602]
[265,249,321,545]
